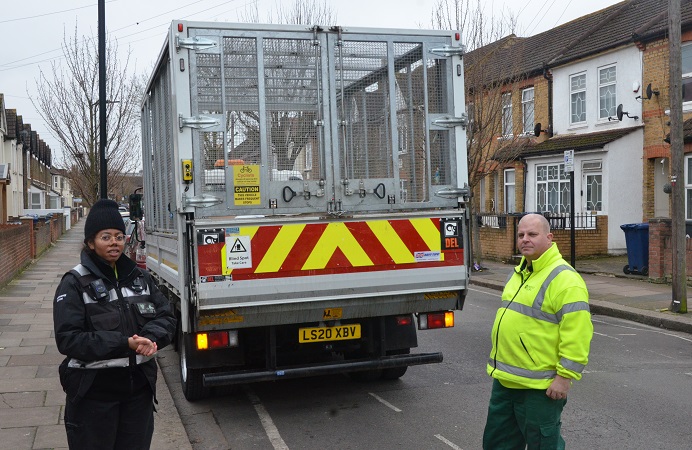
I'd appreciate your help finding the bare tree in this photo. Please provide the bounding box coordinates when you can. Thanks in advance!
[431,0,530,267]
[32,26,142,207]
[238,0,336,25]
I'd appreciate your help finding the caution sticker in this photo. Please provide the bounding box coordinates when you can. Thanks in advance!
[233,165,260,205]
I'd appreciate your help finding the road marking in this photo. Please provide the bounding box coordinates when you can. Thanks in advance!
[244,386,289,450]
[435,434,463,449]
[592,318,692,343]
[368,392,401,412]
[469,287,501,297]
[593,331,621,340]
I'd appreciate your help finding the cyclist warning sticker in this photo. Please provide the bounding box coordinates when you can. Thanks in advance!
[226,235,252,269]
[233,165,260,205]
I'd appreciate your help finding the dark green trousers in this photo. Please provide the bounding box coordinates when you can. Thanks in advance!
[483,379,566,450]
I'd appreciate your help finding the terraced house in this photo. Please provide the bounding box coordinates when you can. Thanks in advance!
[468,0,692,280]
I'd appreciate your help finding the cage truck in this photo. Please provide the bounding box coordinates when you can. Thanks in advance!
[139,21,470,400]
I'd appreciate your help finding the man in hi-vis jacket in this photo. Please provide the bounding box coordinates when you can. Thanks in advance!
[483,213,593,450]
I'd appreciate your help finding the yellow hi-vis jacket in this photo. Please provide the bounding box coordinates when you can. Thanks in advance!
[487,243,593,389]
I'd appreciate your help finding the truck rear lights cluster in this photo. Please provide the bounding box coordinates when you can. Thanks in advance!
[418,311,454,330]
[196,330,239,350]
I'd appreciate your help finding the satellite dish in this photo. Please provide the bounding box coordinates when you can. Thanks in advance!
[534,122,542,137]
[645,83,659,100]
[616,104,624,121]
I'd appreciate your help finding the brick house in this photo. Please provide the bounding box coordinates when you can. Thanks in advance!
[468,0,692,270]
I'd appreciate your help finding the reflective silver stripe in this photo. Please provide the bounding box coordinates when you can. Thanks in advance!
[488,359,557,379]
[560,357,585,373]
[68,354,154,369]
[533,265,575,310]
[555,301,591,322]
[72,264,90,276]
[502,300,558,324]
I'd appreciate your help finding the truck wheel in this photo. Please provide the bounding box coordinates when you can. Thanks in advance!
[179,329,208,401]
[381,349,410,380]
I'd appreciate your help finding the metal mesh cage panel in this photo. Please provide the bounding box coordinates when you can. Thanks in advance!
[427,58,451,189]
[224,37,261,172]
[146,62,176,231]
[394,42,429,202]
[337,40,391,182]
[263,38,320,180]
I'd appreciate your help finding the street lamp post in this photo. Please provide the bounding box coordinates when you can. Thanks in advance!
[98,0,107,199]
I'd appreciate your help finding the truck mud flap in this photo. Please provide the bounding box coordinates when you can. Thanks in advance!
[203,352,443,386]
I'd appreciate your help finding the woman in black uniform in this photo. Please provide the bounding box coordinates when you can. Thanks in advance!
[53,199,176,449]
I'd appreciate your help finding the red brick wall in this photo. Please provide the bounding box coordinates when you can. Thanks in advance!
[0,223,32,287]
[478,215,609,261]
[648,218,692,281]
[35,220,52,257]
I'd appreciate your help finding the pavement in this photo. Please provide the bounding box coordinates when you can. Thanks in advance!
[1,222,691,449]
[0,218,191,450]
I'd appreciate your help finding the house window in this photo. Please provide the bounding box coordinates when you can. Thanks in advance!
[479,176,486,212]
[599,65,617,119]
[683,43,692,103]
[583,160,603,212]
[493,172,499,212]
[522,88,534,134]
[504,169,515,213]
[570,73,587,124]
[536,163,570,213]
[31,192,42,209]
[502,92,512,136]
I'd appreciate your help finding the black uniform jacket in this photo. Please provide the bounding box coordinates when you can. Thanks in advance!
[53,249,176,402]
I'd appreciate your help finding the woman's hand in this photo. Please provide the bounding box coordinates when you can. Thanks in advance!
[128,334,158,356]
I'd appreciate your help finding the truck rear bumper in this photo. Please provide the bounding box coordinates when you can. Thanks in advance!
[202,352,443,386]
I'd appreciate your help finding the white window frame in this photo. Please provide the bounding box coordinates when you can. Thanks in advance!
[536,163,570,213]
[31,192,42,209]
[522,88,534,135]
[570,73,587,125]
[582,160,603,212]
[504,168,516,213]
[598,65,617,120]
[493,172,499,212]
[502,92,513,137]
[682,43,692,104]
[686,155,692,220]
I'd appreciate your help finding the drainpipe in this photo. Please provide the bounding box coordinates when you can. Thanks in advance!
[543,65,554,137]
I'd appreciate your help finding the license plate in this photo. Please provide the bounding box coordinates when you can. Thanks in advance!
[299,324,361,343]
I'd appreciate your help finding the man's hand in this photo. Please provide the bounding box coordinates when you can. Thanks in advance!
[546,375,571,400]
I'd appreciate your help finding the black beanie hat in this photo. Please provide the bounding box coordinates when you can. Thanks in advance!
[84,199,126,240]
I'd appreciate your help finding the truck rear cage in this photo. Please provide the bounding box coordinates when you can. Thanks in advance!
[142,24,466,224]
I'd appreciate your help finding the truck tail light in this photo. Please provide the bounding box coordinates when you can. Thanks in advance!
[196,331,239,350]
[418,312,454,330]
[395,315,412,326]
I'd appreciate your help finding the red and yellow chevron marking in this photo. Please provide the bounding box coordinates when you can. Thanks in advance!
[200,218,463,280]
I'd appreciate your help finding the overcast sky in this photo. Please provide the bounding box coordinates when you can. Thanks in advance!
[1,0,623,160]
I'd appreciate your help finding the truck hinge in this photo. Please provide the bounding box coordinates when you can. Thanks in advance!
[175,35,218,52]
[178,114,220,131]
[429,45,466,58]
[432,113,468,129]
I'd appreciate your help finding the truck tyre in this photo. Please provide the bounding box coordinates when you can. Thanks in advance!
[381,349,410,380]
[179,328,208,401]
